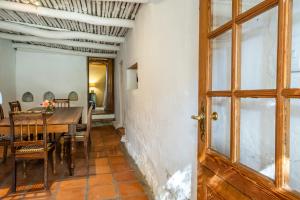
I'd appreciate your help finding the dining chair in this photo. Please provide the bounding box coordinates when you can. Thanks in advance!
[9,111,56,192]
[53,99,70,108]
[0,104,10,163]
[60,106,92,171]
[54,98,70,161]
[9,101,22,112]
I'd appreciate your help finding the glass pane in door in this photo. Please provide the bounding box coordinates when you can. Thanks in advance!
[289,99,300,192]
[211,0,232,30]
[211,30,232,91]
[241,0,265,13]
[211,97,231,157]
[240,7,278,90]
[240,98,276,179]
[291,1,300,88]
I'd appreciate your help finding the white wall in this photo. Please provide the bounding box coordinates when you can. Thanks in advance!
[16,51,88,121]
[0,39,16,116]
[114,0,199,198]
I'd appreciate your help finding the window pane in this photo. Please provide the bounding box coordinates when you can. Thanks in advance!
[240,98,276,179]
[211,30,232,91]
[211,0,232,30]
[241,7,278,90]
[211,97,231,157]
[289,99,300,192]
[241,0,265,13]
[291,1,300,88]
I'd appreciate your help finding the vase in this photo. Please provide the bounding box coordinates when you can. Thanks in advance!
[45,106,55,114]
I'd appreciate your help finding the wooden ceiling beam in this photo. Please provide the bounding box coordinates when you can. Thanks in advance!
[0,21,125,43]
[12,43,117,58]
[0,32,120,51]
[0,1,135,28]
[95,0,149,2]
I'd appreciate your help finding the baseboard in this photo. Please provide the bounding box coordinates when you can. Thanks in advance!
[115,127,125,136]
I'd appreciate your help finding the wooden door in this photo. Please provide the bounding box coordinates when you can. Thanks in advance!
[197,0,300,199]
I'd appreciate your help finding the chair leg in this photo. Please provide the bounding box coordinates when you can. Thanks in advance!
[60,137,64,164]
[84,141,89,174]
[2,145,8,163]
[88,135,92,146]
[22,161,27,178]
[50,133,56,142]
[52,149,56,174]
[11,156,16,193]
[44,155,48,190]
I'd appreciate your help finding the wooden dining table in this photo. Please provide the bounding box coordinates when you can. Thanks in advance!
[0,107,83,176]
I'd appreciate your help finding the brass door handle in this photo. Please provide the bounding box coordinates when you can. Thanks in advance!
[192,104,206,142]
[191,113,205,121]
[192,112,206,142]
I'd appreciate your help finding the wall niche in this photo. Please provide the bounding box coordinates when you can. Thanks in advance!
[68,91,79,101]
[22,92,34,102]
[127,63,138,90]
[43,91,55,101]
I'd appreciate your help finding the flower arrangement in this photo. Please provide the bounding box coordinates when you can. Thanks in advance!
[41,100,56,112]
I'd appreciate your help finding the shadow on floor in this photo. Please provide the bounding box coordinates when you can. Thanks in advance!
[0,126,152,200]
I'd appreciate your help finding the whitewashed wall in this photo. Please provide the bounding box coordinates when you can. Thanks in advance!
[16,51,88,121]
[114,0,199,199]
[0,39,16,116]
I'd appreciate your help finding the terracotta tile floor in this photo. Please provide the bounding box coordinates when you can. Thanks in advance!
[0,126,151,200]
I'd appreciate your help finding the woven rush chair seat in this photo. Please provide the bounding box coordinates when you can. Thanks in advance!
[16,143,54,153]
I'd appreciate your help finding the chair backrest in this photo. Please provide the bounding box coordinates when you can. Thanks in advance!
[9,101,22,112]
[9,111,47,150]
[85,106,93,139]
[0,104,4,120]
[53,99,70,108]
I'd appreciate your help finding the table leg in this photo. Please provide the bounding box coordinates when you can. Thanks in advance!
[69,124,76,176]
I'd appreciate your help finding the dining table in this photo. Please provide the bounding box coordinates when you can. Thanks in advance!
[0,107,83,176]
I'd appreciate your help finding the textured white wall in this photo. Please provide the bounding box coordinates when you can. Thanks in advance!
[114,0,199,198]
[16,51,88,121]
[0,39,16,116]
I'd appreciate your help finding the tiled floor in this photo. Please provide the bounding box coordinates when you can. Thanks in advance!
[0,126,151,200]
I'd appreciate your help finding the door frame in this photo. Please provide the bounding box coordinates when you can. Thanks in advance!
[87,57,115,113]
[197,0,300,199]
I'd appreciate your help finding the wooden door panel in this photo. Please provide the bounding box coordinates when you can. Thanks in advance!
[203,154,285,200]
[207,187,224,200]
[197,0,300,199]
[203,166,250,200]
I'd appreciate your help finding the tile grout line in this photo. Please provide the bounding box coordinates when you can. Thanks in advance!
[85,142,91,200]
[102,128,121,200]
[108,153,121,200]
[0,126,150,200]
[51,161,65,200]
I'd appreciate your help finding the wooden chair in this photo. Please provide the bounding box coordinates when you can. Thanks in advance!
[9,101,21,112]
[0,104,3,120]
[53,99,70,161]
[53,99,70,108]
[60,106,92,170]
[0,104,10,163]
[9,111,56,192]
